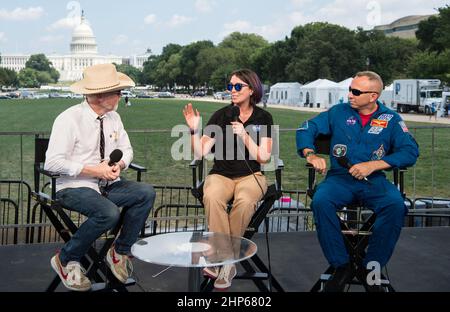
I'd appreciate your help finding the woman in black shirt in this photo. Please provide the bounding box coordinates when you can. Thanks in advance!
[183,69,273,290]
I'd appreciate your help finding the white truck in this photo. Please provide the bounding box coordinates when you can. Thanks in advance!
[392,79,443,114]
[442,91,450,117]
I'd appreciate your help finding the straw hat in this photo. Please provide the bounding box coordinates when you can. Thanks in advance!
[70,63,135,95]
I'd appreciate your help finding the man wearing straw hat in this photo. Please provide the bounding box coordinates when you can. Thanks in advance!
[45,63,156,291]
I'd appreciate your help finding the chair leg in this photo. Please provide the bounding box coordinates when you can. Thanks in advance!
[310,266,334,292]
[239,259,270,292]
[200,277,215,292]
[249,254,285,292]
[46,275,61,292]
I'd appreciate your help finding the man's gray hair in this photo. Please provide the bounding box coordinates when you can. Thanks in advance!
[355,71,384,92]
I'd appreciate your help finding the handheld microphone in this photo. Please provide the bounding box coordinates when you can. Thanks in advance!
[108,149,123,166]
[231,105,240,122]
[337,156,370,182]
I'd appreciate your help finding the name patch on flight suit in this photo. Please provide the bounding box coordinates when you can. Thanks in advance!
[370,119,388,128]
[368,118,389,135]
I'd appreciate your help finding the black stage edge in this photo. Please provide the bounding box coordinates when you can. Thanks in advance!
[1,227,449,294]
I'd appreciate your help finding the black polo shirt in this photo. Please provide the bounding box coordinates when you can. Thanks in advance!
[205,104,273,178]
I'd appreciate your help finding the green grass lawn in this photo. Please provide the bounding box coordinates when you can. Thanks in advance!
[0,98,449,198]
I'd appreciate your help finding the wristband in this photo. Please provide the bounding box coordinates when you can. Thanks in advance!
[305,150,315,158]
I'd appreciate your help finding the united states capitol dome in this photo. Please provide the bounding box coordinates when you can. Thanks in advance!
[70,11,98,55]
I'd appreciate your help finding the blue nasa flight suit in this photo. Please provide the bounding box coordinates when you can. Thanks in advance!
[296,101,419,268]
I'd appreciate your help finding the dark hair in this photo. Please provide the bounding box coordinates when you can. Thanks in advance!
[230,69,263,107]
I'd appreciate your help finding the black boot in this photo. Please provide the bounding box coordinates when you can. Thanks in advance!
[323,263,354,292]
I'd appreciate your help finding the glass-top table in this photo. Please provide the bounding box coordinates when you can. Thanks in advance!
[131,231,257,291]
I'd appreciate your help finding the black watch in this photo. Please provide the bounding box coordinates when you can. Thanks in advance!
[305,150,315,158]
[190,128,199,135]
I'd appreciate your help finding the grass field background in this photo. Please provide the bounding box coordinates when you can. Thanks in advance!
[0,98,448,198]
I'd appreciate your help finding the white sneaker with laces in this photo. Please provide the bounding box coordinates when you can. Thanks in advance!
[203,266,219,279]
[106,247,133,283]
[50,253,91,292]
[214,264,236,290]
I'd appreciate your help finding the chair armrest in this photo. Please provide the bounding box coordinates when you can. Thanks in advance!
[128,163,146,182]
[32,191,58,205]
[129,163,147,172]
[276,159,284,170]
[36,166,61,179]
[274,158,284,191]
[190,159,204,189]
[189,159,202,168]
[34,166,60,199]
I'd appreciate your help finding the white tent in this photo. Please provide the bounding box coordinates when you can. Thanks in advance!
[379,84,395,108]
[268,82,302,105]
[336,77,353,106]
[299,79,339,109]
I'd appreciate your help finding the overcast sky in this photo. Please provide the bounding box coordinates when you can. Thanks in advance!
[0,0,447,56]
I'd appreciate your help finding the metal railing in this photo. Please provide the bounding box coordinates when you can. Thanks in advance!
[1,126,449,245]
[1,183,449,245]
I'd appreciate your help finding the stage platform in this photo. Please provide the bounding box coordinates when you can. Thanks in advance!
[1,227,449,292]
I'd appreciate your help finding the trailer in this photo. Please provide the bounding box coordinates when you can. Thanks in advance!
[393,79,443,114]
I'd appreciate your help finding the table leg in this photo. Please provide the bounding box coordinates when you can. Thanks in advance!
[188,267,201,292]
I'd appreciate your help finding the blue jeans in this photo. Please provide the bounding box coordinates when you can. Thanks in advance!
[56,180,156,265]
[311,174,406,268]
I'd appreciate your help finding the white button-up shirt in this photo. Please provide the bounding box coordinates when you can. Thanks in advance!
[44,100,133,192]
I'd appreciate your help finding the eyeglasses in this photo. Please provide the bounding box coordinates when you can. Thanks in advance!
[227,83,249,92]
[100,90,122,98]
[348,87,378,96]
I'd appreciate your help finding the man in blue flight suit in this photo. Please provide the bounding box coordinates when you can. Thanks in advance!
[296,71,419,292]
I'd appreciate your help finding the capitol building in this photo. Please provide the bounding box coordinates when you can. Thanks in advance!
[0,12,148,82]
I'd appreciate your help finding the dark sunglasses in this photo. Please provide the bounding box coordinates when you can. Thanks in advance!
[227,83,249,92]
[348,87,378,96]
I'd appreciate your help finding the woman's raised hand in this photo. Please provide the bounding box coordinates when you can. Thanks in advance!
[183,103,201,130]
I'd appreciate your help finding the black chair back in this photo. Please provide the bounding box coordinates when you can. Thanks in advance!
[34,137,49,193]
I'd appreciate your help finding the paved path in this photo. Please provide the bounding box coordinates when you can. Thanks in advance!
[265,104,450,125]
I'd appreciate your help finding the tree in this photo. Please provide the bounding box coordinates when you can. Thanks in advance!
[251,40,292,85]
[410,5,450,84]
[178,40,215,89]
[219,32,269,69]
[0,67,18,87]
[18,68,39,88]
[196,47,237,90]
[285,23,364,83]
[416,6,450,52]
[25,53,59,83]
[356,29,418,85]
[407,50,450,84]
[141,43,182,86]
[115,63,142,84]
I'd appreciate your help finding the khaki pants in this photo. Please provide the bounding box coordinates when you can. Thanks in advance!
[203,172,267,238]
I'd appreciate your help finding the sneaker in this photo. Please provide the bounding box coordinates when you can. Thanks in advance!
[203,266,219,279]
[106,247,133,283]
[50,253,91,292]
[214,264,237,290]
